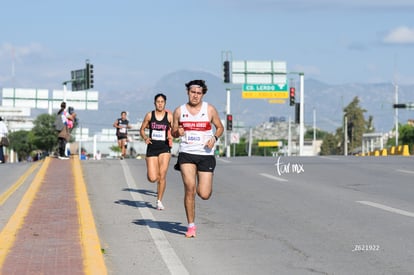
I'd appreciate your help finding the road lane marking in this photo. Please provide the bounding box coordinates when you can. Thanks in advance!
[0,162,41,206]
[260,173,288,182]
[319,156,339,161]
[73,157,108,275]
[357,201,414,218]
[396,169,414,175]
[120,160,189,275]
[0,158,50,269]
[217,158,231,163]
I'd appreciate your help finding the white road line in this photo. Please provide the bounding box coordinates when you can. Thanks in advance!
[319,156,339,161]
[217,158,231,163]
[260,173,288,182]
[357,201,414,218]
[396,169,414,175]
[120,161,189,275]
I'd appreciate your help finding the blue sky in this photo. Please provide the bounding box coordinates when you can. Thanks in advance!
[1,0,414,92]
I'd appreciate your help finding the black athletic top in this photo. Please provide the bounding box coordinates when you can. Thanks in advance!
[116,118,129,139]
[148,111,169,148]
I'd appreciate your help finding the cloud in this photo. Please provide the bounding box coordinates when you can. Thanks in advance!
[383,26,414,44]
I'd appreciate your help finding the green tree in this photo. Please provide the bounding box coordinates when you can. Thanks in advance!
[233,137,249,156]
[110,145,121,156]
[31,113,59,153]
[305,129,329,140]
[319,97,371,155]
[320,133,339,155]
[366,115,375,133]
[8,130,35,161]
[399,124,414,154]
[343,97,367,153]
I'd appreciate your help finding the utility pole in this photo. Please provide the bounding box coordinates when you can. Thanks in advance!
[313,107,316,141]
[344,115,348,156]
[394,84,399,146]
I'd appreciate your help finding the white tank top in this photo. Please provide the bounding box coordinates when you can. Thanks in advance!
[179,102,214,155]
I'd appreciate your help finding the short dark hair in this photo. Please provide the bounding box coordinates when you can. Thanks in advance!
[154,93,167,102]
[185,80,208,94]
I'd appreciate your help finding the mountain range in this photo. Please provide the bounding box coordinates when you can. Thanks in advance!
[28,70,414,136]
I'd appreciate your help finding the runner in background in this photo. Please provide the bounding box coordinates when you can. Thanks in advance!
[113,111,131,160]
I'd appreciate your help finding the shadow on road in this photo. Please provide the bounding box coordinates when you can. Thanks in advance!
[122,188,157,197]
[133,219,187,236]
[114,199,154,209]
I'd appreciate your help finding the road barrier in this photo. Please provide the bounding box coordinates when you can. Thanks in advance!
[356,144,411,157]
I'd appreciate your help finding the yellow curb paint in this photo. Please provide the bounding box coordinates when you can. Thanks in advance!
[0,161,41,206]
[72,157,107,275]
[0,158,50,270]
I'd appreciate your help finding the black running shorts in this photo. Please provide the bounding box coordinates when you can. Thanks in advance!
[146,145,171,157]
[177,152,216,172]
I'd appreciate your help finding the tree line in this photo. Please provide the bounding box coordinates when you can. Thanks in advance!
[8,114,64,161]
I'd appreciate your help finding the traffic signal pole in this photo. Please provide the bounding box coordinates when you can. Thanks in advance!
[299,73,304,156]
[226,88,231,158]
[222,52,232,158]
[288,72,305,156]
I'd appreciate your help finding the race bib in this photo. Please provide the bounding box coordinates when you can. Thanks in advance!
[185,131,206,145]
[119,127,127,134]
[151,130,166,141]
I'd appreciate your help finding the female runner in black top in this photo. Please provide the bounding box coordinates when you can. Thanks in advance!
[140,93,173,210]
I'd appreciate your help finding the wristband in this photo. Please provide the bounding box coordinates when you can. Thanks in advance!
[214,135,218,141]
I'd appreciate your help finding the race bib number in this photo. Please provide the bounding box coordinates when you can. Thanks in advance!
[119,127,127,134]
[151,130,166,141]
[185,132,208,145]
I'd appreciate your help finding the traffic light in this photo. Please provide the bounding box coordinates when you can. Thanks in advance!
[223,61,230,83]
[295,103,300,124]
[86,63,94,89]
[393,103,406,109]
[226,114,233,131]
[289,87,295,106]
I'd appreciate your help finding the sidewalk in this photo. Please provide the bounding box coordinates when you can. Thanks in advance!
[0,157,106,275]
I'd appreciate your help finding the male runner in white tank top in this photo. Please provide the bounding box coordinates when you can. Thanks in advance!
[172,79,224,238]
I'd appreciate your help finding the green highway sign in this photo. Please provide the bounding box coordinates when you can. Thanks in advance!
[242,84,288,99]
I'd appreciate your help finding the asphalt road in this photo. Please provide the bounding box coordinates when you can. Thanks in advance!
[2,156,414,274]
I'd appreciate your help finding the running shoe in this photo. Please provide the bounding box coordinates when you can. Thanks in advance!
[185,226,196,238]
[58,156,69,160]
[156,200,165,210]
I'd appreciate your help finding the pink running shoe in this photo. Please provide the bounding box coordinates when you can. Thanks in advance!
[185,226,196,238]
